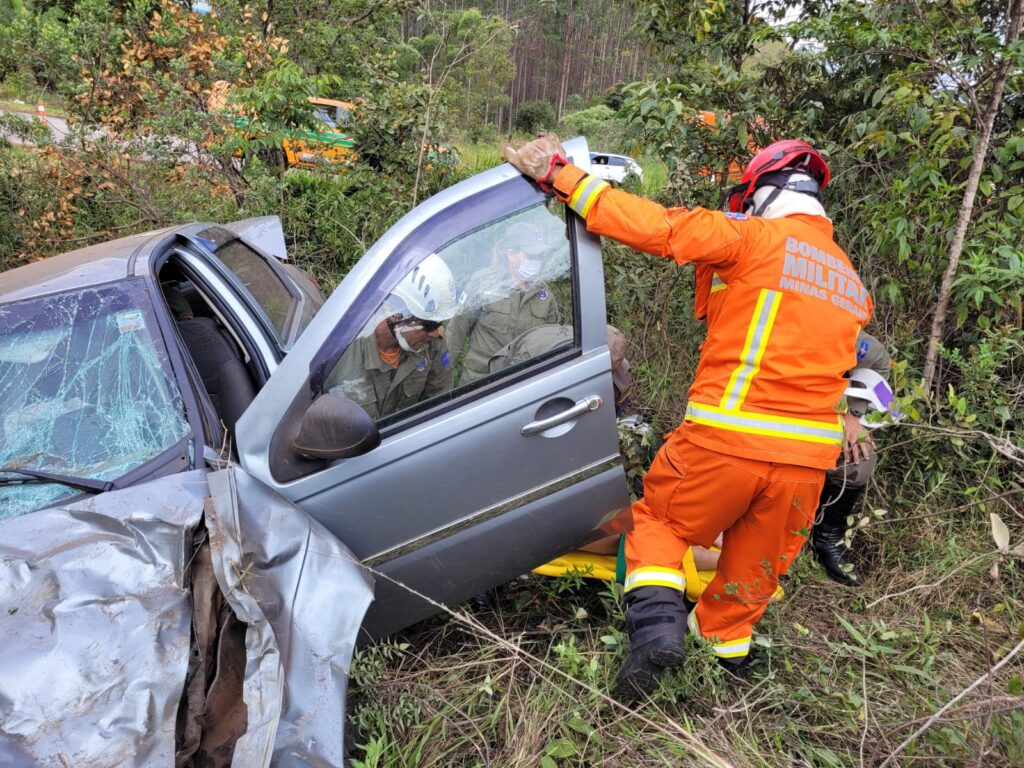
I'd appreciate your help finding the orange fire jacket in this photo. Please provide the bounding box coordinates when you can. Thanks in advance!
[553,164,872,469]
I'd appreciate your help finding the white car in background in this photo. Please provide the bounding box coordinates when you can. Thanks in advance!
[589,152,643,184]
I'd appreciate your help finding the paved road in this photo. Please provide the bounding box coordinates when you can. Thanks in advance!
[2,109,200,163]
[1,109,71,144]
[37,114,70,141]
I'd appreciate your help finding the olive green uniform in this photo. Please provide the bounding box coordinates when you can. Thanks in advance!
[446,266,559,384]
[326,334,452,420]
[487,324,574,374]
[488,323,635,409]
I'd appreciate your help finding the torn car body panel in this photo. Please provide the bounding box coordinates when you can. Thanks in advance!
[204,467,373,767]
[0,471,207,765]
[0,467,373,767]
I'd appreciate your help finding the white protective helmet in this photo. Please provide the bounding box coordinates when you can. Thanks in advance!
[390,253,463,322]
[845,368,902,429]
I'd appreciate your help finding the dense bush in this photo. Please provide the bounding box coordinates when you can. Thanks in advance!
[514,99,556,134]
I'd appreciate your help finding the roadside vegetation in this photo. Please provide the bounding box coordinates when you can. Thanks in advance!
[1,0,1022,764]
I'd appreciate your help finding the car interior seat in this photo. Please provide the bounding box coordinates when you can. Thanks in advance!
[163,281,256,447]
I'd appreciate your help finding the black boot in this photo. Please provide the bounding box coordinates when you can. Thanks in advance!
[615,586,688,702]
[811,478,865,586]
[717,652,756,678]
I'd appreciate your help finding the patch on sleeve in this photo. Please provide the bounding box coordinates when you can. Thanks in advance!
[857,338,870,360]
[417,356,428,371]
[441,349,451,367]
[724,212,748,221]
[537,289,549,301]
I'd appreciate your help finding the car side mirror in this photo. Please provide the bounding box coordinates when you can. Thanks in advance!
[292,394,380,460]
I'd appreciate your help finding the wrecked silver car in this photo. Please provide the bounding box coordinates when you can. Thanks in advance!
[0,137,629,765]
[0,468,371,765]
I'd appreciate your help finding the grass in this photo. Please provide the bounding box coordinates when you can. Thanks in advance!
[0,90,67,119]
[636,156,669,198]
[348,517,1024,766]
[453,142,507,175]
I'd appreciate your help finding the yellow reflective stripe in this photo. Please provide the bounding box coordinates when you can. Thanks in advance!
[624,566,685,592]
[681,549,702,603]
[721,289,781,411]
[712,639,751,658]
[687,613,751,658]
[685,402,843,445]
[568,175,610,218]
[692,402,844,431]
[710,272,727,293]
[687,610,700,637]
[731,291,781,408]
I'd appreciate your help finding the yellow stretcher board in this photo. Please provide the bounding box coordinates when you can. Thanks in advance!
[533,547,784,603]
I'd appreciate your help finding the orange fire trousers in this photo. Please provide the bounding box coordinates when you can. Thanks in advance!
[624,426,824,658]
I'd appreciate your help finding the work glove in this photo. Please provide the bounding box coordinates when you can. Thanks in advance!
[503,133,567,192]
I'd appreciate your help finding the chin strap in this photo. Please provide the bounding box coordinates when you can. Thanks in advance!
[749,185,786,217]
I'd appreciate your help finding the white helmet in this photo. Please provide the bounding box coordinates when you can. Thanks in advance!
[845,368,902,429]
[390,253,462,322]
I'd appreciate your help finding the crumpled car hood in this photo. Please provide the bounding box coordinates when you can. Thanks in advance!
[0,467,373,766]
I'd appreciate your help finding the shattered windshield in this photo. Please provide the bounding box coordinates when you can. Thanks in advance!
[0,281,191,520]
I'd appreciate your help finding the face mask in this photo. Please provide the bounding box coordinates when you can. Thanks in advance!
[392,323,423,353]
[515,258,543,281]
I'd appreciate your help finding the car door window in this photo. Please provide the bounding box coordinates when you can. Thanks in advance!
[196,226,298,340]
[322,202,576,427]
[213,240,295,335]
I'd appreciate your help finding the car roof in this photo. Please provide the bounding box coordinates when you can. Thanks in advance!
[309,97,356,109]
[0,225,184,304]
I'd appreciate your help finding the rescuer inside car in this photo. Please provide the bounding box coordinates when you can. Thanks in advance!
[326,254,460,420]
[446,221,561,386]
[503,135,873,701]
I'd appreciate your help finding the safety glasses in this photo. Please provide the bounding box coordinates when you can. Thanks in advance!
[413,318,443,332]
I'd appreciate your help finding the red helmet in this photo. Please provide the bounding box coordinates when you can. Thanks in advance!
[726,140,830,213]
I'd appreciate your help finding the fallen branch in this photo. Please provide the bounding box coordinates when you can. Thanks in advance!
[864,553,990,609]
[906,422,1024,467]
[878,636,1024,767]
[334,554,736,768]
[863,488,1022,527]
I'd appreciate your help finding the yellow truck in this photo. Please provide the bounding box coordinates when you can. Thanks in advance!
[208,82,357,169]
[283,96,357,168]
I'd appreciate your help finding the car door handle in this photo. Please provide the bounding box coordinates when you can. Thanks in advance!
[521,395,603,436]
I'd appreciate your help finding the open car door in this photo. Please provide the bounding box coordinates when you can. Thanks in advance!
[236,137,629,638]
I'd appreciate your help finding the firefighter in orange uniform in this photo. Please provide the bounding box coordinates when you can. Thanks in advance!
[504,135,873,700]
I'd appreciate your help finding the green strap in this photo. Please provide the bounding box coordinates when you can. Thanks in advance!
[615,534,626,585]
